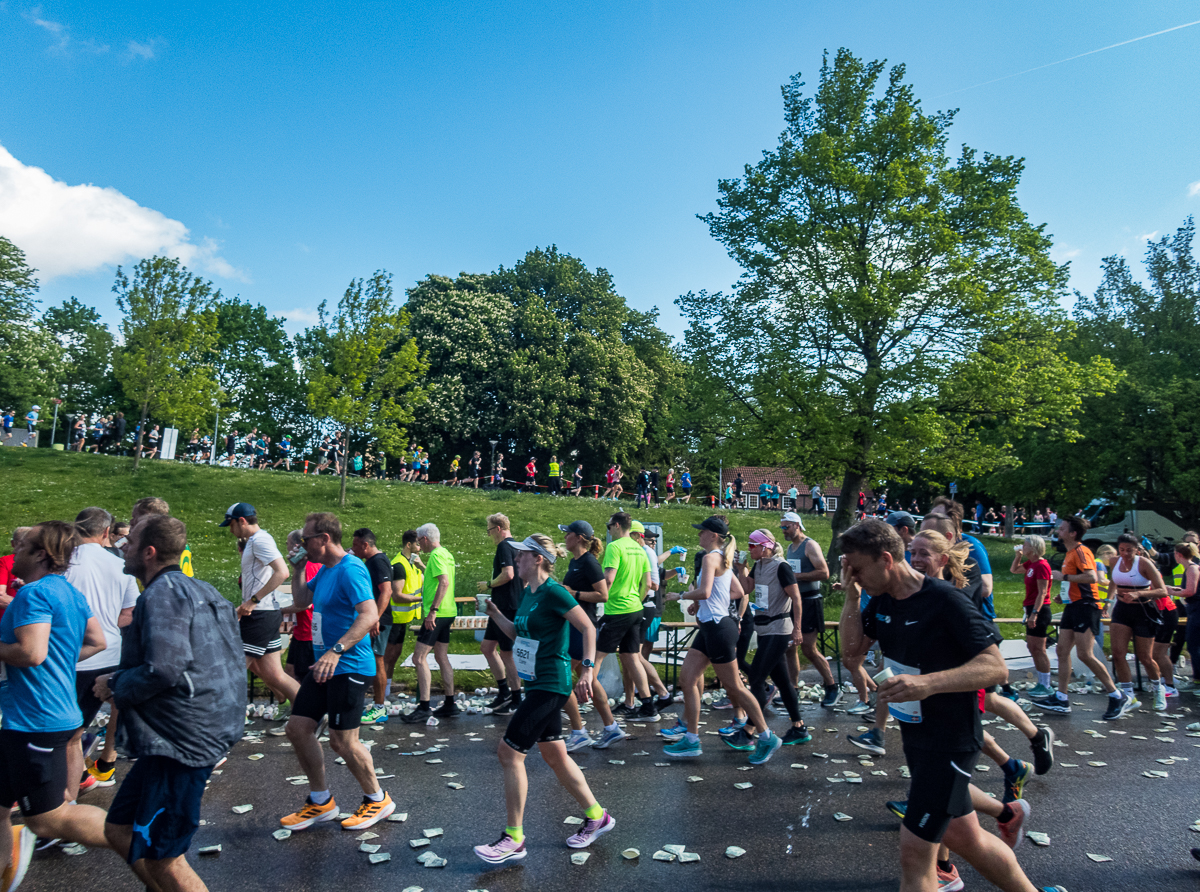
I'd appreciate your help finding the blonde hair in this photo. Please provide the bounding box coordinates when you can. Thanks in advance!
[526,533,570,565]
[1095,544,1117,565]
[486,513,510,532]
[750,529,782,556]
[719,534,737,572]
[912,530,972,590]
[1022,535,1046,557]
[1175,542,1200,562]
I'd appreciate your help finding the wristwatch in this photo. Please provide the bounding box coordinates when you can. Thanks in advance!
[250,595,261,604]
[332,642,345,655]
[581,659,594,668]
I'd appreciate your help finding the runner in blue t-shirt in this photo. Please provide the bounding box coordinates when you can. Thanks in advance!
[281,512,395,834]
[0,521,106,876]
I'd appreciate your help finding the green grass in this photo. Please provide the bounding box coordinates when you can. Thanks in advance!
[0,449,1032,693]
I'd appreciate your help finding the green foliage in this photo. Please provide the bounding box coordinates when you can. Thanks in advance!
[302,270,428,505]
[0,236,38,320]
[112,257,222,469]
[0,236,60,418]
[43,297,120,421]
[682,49,1110,544]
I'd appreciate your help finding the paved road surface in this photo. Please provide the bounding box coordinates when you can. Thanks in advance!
[26,683,1200,892]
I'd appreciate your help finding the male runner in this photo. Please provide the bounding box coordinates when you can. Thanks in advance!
[400,524,458,723]
[349,529,393,724]
[570,463,584,496]
[780,512,838,706]
[479,514,522,715]
[679,468,693,503]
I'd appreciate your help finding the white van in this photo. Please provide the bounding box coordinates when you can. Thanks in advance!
[1057,499,1190,550]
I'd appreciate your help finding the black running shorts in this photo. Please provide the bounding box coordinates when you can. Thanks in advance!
[690,615,740,665]
[1058,601,1101,636]
[0,728,75,816]
[240,609,284,657]
[1155,606,1179,644]
[799,596,824,635]
[292,672,370,731]
[502,690,570,754]
[415,615,454,647]
[286,638,315,679]
[902,748,978,843]
[595,610,642,655]
[1022,605,1053,639]
[483,608,517,652]
[106,755,213,863]
[1110,600,1161,640]
[76,664,120,728]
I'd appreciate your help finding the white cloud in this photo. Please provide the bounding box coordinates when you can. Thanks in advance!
[0,142,245,282]
[126,39,155,60]
[280,307,322,337]
[26,7,109,54]
[1189,181,1200,198]
[1137,231,1159,243]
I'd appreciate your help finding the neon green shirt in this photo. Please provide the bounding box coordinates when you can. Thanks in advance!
[422,546,458,618]
[601,536,649,615]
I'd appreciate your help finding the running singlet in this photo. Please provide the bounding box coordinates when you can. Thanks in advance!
[697,548,733,624]
[1061,545,1098,603]
[786,539,823,595]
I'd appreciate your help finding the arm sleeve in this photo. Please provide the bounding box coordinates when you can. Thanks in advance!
[112,592,195,708]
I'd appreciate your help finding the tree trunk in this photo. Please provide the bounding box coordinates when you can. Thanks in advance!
[131,403,149,472]
[1004,504,1015,539]
[339,429,349,507]
[826,468,866,566]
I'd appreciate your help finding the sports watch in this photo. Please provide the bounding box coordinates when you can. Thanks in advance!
[332,642,346,655]
[581,659,595,668]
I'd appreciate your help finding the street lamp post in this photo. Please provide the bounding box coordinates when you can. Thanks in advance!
[715,435,726,507]
[489,439,498,485]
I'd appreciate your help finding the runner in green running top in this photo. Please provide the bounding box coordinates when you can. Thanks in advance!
[474,534,615,865]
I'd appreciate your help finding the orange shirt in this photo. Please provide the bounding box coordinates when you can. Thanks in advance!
[1062,545,1098,603]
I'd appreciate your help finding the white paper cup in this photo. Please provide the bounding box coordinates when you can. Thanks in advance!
[476,594,490,611]
[872,667,895,684]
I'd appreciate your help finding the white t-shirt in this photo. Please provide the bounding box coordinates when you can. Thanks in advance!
[241,529,284,610]
[642,544,660,605]
[66,543,140,671]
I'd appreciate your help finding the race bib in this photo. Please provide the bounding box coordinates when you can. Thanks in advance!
[311,612,324,649]
[755,584,770,610]
[1059,579,1071,601]
[788,559,803,574]
[883,657,922,724]
[513,637,539,682]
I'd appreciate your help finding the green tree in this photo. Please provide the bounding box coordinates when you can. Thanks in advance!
[0,237,61,426]
[682,49,1115,547]
[302,271,427,506]
[43,297,120,429]
[112,257,221,470]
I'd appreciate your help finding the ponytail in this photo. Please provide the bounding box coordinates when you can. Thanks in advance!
[587,535,604,560]
[720,535,737,572]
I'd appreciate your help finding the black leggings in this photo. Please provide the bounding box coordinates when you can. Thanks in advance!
[747,634,801,722]
[736,611,755,675]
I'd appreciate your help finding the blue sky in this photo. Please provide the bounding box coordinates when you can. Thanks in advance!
[2,2,1198,340]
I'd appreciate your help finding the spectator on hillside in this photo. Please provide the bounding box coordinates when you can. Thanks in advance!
[734,473,744,507]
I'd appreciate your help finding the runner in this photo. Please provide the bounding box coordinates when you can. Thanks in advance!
[649,467,660,508]
[282,530,319,690]
[662,516,781,763]
[65,507,140,796]
[349,529,394,724]
[663,468,677,505]
[466,451,483,489]
[0,521,108,889]
[837,519,1051,892]
[616,523,672,715]
[1030,515,1131,719]
[1147,542,1180,699]
[473,534,614,865]
[679,467,693,503]
[1011,536,1055,698]
[1104,532,1169,710]
[315,436,332,475]
[445,454,461,486]
[272,436,293,471]
[479,514,523,716]
[383,531,424,699]
[585,512,655,748]
[281,511,395,831]
[400,523,458,723]
[601,464,618,500]
[780,512,838,707]
[96,514,244,892]
[570,463,584,497]
[494,452,506,488]
[611,465,624,501]
[634,468,650,509]
[1168,542,1200,690]
[524,457,537,492]
[558,520,609,751]
[220,503,299,718]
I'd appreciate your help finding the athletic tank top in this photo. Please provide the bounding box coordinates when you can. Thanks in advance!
[1112,557,1151,594]
[786,539,822,595]
[698,548,733,624]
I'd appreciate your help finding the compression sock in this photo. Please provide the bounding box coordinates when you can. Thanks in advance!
[384,680,392,699]
[998,804,1015,824]
[95,758,115,773]
[497,679,510,698]
[505,826,524,844]
[310,789,332,805]
[1002,758,1020,776]
[585,802,604,821]
[937,859,953,874]
[365,789,384,803]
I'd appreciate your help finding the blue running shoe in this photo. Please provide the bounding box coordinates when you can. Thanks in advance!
[748,731,782,765]
[664,737,703,758]
[718,718,748,738]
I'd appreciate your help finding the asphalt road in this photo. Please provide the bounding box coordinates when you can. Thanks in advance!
[25,681,1200,892]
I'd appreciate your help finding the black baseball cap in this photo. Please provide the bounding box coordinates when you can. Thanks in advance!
[558,520,594,539]
[219,502,256,527]
[692,516,729,536]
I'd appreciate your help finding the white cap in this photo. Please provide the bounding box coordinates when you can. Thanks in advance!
[781,511,806,530]
[31,405,40,411]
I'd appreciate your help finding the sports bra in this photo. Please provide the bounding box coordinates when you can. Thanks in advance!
[1112,557,1151,591]
[698,548,732,624]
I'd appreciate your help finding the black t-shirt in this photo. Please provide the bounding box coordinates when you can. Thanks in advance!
[563,552,606,623]
[637,471,649,488]
[364,551,394,625]
[649,470,659,488]
[861,576,1001,753]
[572,468,583,485]
[490,538,520,614]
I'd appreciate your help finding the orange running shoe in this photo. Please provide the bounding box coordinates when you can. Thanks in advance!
[280,797,339,830]
[340,793,394,830]
[1,825,35,891]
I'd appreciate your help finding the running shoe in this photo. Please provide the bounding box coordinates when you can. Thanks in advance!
[1026,683,1054,699]
[361,704,387,724]
[748,731,782,765]
[1,825,35,892]
[1040,887,1070,892]
[1002,760,1034,804]
[491,699,517,716]
[270,701,292,722]
[1154,685,1168,711]
[612,702,637,718]
[655,695,675,713]
[33,838,60,852]
[937,863,965,891]
[87,760,116,786]
[997,798,1031,849]
[474,832,527,865]
[433,700,461,718]
[315,716,329,738]
[566,810,615,848]
[1029,726,1055,775]
[845,700,873,716]
[1165,686,1179,698]
[820,685,842,708]
[400,705,432,724]
[722,728,756,751]
[564,730,594,752]
[1101,692,1131,721]
[711,696,733,710]
[718,718,748,738]
[485,692,511,711]
[77,774,97,795]
[848,728,886,756]
[885,800,907,818]
[660,721,688,742]
[1031,694,1071,714]
[663,737,703,758]
[636,701,661,722]
[340,793,395,830]
[593,726,629,749]
[782,725,812,745]
[999,686,1020,703]
[280,796,339,830]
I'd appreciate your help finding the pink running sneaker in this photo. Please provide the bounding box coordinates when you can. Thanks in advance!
[474,833,527,865]
[566,811,616,848]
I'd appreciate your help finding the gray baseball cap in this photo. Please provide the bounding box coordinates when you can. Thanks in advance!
[558,520,594,539]
[511,535,559,564]
[885,511,917,532]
